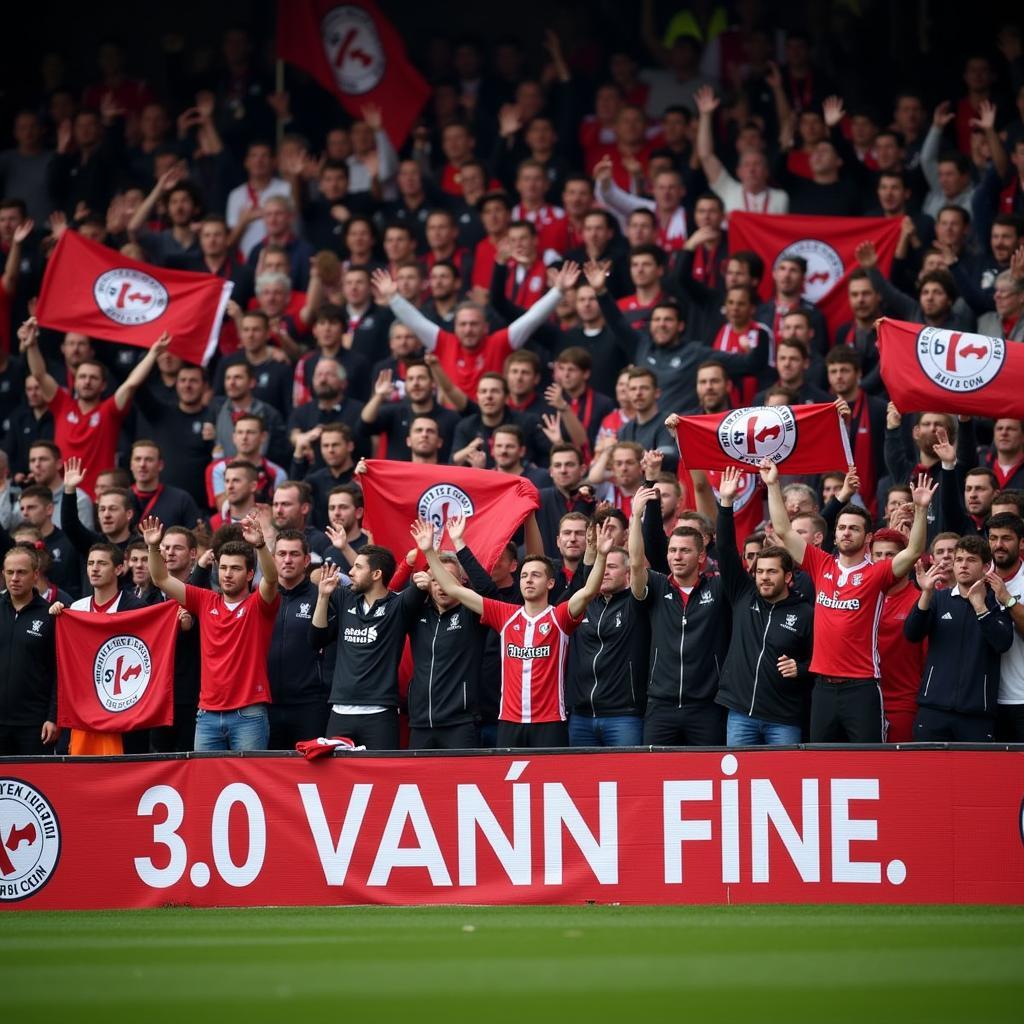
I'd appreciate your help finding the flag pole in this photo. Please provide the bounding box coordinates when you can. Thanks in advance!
[275,59,285,147]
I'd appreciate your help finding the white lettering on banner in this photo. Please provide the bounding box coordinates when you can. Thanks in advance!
[750,778,821,883]
[211,784,266,888]
[542,782,618,885]
[663,780,714,884]
[134,785,187,888]
[368,785,452,887]
[457,784,531,886]
[831,779,882,884]
[298,783,373,886]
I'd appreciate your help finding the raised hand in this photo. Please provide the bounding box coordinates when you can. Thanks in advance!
[717,465,743,502]
[855,240,878,268]
[544,382,567,412]
[966,578,990,613]
[933,427,956,465]
[833,397,851,421]
[933,100,955,129]
[596,519,617,554]
[694,85,719,116]
[911,472,938,508]
[16,317,39,352]
[583,259,611,291]
[360,103,383,132]
[152,331,172,355]
[139,516,164,547]
[592,155,613,184]
[318,562,342,596]
[764,61,783,91]
[663,413,680,433]
[63,456,86,491]
[839,464,861,501]
[1011,244,1024,282]
[631,485,659,515]
[641,448,664,476]
[410,517,435,552]
[324,524,345,549]
[540,412,563,445]
[498,103,522,138]
[12,219,34,245]
[446,512,466,544]
[370,267,397,302]
[969,99,997,132]
[552,260,581,291]
[886,401,902,430]
[920,561,947,593]
[758,457,779,485]
[373,369,394,398]
[984,567,1011,606]
[239,511,266,548]
[822,95,846,128]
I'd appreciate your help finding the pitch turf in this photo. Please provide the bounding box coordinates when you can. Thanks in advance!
[2,905,1021,1022]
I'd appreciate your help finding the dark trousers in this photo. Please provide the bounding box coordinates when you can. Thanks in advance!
[0,724,49,756]
[150,704,199,753]
[326,709,400,750]
[914,707,995,743]
[269,702,331,750]
[495,720,569,748]
[643,701,726,746]
[811,678,885,743]
[996,703,1024,742]
[409,722,479,750]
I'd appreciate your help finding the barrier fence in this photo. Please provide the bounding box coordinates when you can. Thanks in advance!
[1,747,1022,909]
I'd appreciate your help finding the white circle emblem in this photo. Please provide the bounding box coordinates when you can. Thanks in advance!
[718,405,798,466]
[776,239,845,302]
[93,268,169,326]
[93,635,152,713]
[321,6,387,96]
[0,779,60,902]
[915,327,1006,393]
[417,484,475,540]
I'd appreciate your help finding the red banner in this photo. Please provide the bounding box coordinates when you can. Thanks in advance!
[676,403,853,472]
[360,460,541,571]
[55,603,178,732]
[0,751,1021,909]
[36,232,232,366]
[878,317,1024,416]
[276,0,430,148]
[729,212,903,336]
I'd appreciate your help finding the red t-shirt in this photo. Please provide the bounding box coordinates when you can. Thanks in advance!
[877,582,926,714]
[800,544,896,679]
[184,584,280,710]
[49,389,129,499]
[481,598,583,723]
[434,328,512,396]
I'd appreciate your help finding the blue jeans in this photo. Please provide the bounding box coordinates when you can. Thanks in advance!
[194,705,269,751]
[569,714,644,747]
[726,709,802,747]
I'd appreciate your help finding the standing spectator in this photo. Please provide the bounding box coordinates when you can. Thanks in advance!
[0,111,53,222]
[144,512,279,751]
[347,105,398,199]
[128,440,201,529]
[269,481,330,564]
[985,513,1024,741]
[764,458,935,742]
[905,536,1013,741]
[24,440,93,531]
[226,142,291,258]
[48,106,122,219]
[17,484,79,599]
[295,424,357,529]
[211,363,290,468]
[322,484,368,572]
[246,196,314,292]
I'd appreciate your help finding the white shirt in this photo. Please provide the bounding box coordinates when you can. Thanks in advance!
[225,177,292,258]
[998,560,1024,703]
[710,169,789,217]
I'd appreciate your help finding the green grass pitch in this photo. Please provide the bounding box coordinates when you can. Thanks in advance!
[3,905,1022,1022]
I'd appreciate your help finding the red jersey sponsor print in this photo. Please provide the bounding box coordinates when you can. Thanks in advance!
[800,544,896,679]
[184,585,280,711]
[481,598,583,723]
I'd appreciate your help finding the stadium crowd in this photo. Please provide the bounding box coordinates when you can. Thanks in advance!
[2,7,1024,756]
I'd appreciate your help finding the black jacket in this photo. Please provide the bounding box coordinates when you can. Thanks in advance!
[269,578,327,705]
[569,587,649,717]
[406,590,486,728]
[904,588,1013,718]
[713,506,813,726]
[0,591,57,726]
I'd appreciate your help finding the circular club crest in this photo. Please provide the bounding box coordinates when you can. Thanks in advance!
[915,326,1006,393]
[718,405,797,466]
[93,635,153,713]
[321,6,387,96]
[417,484,475,538]
[0,779,60,902]
[93,268,168,326]
[776,239,844,303]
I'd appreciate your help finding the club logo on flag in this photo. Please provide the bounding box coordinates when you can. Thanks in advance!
[93,268,169,327]
[718,406,797,465]
[776,240,845,303]
[321,5,387,94]
[915,327,1006,393]
[418,484,474,539]
[93,635,153,713]
[0,779,60,902]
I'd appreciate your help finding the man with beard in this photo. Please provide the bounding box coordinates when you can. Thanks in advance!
[766,458,935,742]
[287,358,366,463]
[833,270,884,393]
[269,481,330,565]
[714,467,812,746]
[420,260,462,328]
[535,444,595,553]
[985,513,1024,741]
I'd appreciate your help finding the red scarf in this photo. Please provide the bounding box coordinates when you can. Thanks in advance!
[131,483,164,520]
[991,453,1024,489]
[691,241,722,289]
[848,390,877,516]
[713,322,760,405]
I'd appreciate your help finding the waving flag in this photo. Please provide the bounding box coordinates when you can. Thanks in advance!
[675,403,853,473]
[878,317,1024,416]
[36,231,232,365]
[276,0,430,148]
[360,460,540,570]
[56,602,178,732]
[729,212,903,335]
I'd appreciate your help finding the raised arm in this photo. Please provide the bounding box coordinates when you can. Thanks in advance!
[593,156,651,221]
[127,167,183,238]
[412,517,484,615]
[629,485,659,599]
[115,333,172,411]
[713,466,748,598]
[377,269,441,351]
[891,473,939,578]
[2,220,32,297]
[694,86,725,186]
[507,261,577,350]
[760,458,806,565]
[141,516,187,606]
[567,520,614,618]
[18,318,59,403]
[240,511,278,602]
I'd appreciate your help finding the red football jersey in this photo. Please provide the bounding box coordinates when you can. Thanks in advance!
[434,328,512,396]
[800,544,896,679]
[481,598,583,723]
[877,581,926,715]
[184,585,280,711]
[50,389,129,499]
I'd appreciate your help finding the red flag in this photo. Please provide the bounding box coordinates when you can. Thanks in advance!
[56,603,178,732]
[276,1,430,149]
[675,403,853,473]
[729,212,903,336]
[36,231,232,366]
[877,317,1024,416]
[360,460,541,571]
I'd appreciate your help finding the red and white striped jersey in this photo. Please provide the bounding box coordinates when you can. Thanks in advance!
[481,598,583,723]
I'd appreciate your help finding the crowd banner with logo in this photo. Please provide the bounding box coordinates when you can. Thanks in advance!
[55,603,178,733]
[877,317,1024,417]
[728,212,903,336]
[35,231,232,366]
[0,751,1020,909]
[675,403,853,473]
[360,460,541,571]
[276,0,430,149]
